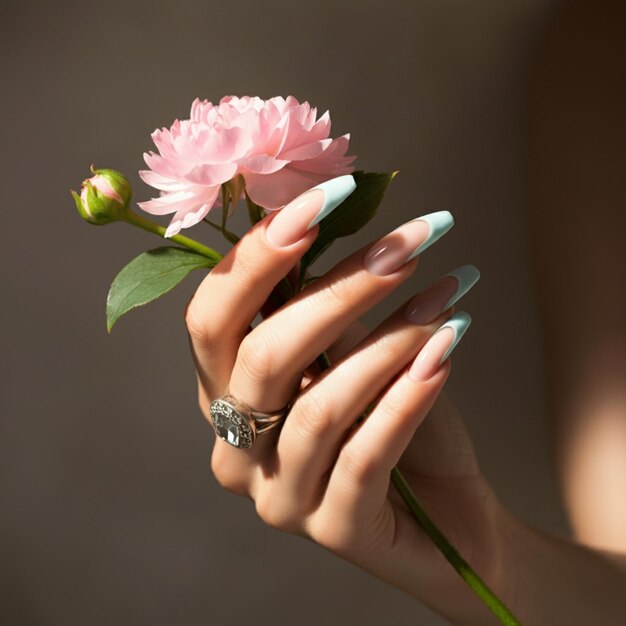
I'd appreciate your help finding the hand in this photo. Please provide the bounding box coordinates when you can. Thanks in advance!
[184,187,504,624]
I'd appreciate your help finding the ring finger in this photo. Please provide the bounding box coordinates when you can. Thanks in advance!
[265,265,480,515]
[226,211,455,456]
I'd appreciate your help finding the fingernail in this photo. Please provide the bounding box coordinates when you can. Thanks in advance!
[265,174,356,247]
[363,210,454,276]
[405,264,480,325]
[408,311,472,381]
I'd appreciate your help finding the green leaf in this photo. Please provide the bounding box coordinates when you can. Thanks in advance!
[299,170,399,286]
[106,246,215,332]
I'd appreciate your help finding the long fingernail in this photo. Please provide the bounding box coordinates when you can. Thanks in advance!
[408,311,472,381]
[405,264,480,325]
[363,210,454,276]
[265,175,356,247]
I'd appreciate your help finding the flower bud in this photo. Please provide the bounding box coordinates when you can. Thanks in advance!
[72,166,132,225]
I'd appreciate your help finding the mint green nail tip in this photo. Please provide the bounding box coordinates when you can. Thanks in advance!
[307,174,357,229]
[442,264,481,310]
[406,210,454,261]
[438,311,472,363]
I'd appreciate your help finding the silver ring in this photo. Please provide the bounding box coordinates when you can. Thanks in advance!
[209,392,291,449]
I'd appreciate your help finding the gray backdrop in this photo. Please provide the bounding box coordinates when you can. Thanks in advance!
[1,1,565,624]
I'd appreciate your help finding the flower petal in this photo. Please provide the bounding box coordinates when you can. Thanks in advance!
[288,134,356,174]
[196,126,253,162]
[244,166,325,209]
[306,110,331,143]
[279,138,333,161]
[138,169,188,192]
[238,154,289,175]
[164,193,219,238]
[138,95,356,235]
[137,189,197,215]
[184,162,237,185]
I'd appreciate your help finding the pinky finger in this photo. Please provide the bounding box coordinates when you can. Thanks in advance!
[321,312,471,527]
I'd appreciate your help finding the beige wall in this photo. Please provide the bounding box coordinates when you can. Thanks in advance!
[1,1,564,624]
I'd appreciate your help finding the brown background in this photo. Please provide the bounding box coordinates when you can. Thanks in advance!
[1,1,567,624]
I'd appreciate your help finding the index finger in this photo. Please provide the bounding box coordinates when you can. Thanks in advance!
[185,175,357,391]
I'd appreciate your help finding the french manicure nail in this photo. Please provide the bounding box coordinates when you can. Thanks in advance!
[405,264,480,325]
[265,174,356,247]
[408,311,472,381]
[363,210,454,276]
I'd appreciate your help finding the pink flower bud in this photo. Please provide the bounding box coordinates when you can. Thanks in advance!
[72,167,132,225]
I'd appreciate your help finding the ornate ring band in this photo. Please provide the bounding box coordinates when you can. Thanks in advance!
[209,392,291,449]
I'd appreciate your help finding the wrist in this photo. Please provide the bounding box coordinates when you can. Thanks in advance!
[477,501,626,625]
[450,498,523,626]
[409,487,521,626]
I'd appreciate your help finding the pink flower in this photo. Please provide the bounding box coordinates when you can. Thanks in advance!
[138,95,357,238]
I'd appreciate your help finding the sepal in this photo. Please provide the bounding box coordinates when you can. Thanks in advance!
[72,167,132,225]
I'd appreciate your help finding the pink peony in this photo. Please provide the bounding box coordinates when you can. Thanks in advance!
[138,95,357,238]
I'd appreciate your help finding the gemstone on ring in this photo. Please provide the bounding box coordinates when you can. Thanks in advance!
[210,397,254,449]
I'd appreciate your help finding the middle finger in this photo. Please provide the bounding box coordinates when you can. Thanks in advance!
[273,265,480,511]
[228,210,455,415]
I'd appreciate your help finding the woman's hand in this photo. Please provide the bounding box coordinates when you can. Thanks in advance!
[184,184,504,624]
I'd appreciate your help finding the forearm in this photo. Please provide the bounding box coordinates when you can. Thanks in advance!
[526,0,626,552]
[485,507,626,625]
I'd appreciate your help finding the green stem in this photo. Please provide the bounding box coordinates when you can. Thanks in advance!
[246,200,519,625]
[312,350,520,625]
[124,211,223,264]
[390,468,521,625]
[315,350,332,371]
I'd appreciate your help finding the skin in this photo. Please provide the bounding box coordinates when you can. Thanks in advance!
[526,0,626,553]
[184,2,626,622]
[185,206,506,624]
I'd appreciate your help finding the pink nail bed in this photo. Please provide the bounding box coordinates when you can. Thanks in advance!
[265,175,357,248]
[265,189,324,247]
[405,265,480,325]
[363,211,454,277]
[408,327,455,381]
[405,276,459,325]
[408,311,472,382]
[363,219,431,276]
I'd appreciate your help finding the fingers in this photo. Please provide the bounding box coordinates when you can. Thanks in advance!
[185,175,357,398]
[271,305,449,512]
[398,390,481,480]
[192,176,358,482]
[266,267,478,518]
[228,211,455,418]
[318,311,472,536]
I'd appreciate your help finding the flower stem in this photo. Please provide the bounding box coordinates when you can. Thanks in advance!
[389,467,521,625]
[312,351,520,625]
[248,204,518,625]
[315,350,332,370]
[124,211,223,264]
